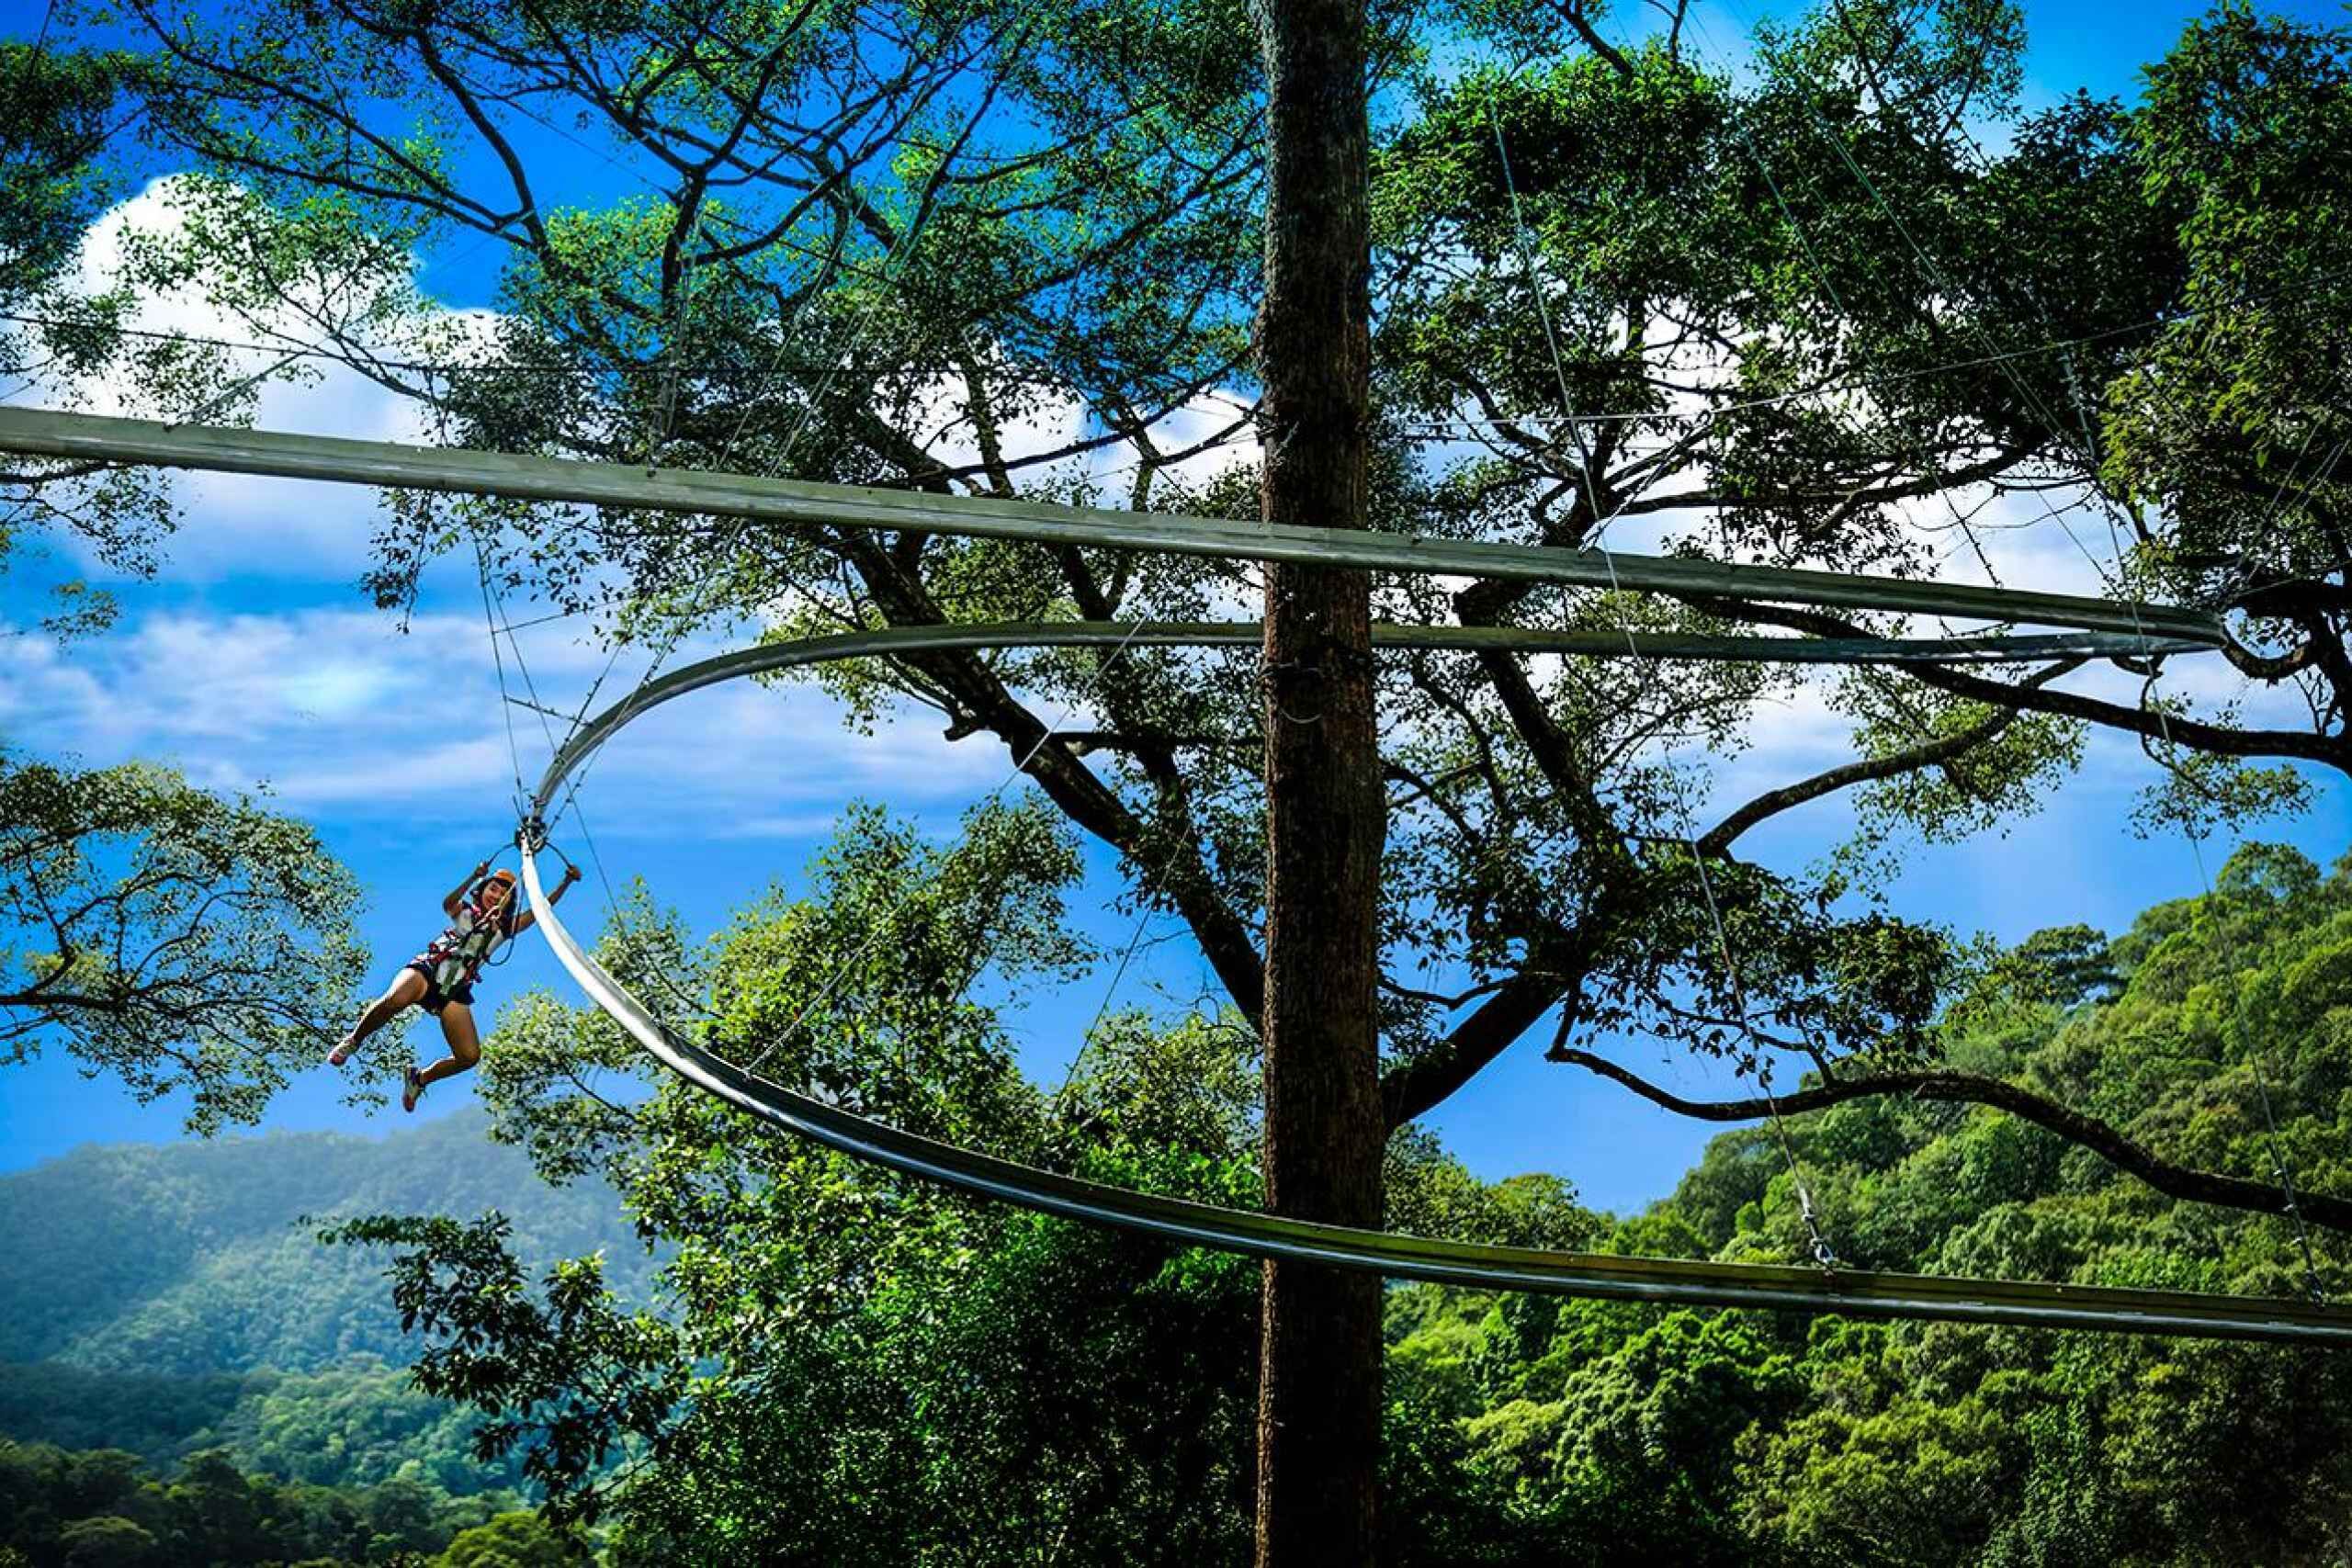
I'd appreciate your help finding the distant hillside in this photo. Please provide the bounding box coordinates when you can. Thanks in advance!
[0,1109,650,1490]
[0,1108,651,1372]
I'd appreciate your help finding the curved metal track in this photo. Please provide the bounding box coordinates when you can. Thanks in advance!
[531,621,2209,795]
[517,622,2352,1345]
[3,406,2321,1337]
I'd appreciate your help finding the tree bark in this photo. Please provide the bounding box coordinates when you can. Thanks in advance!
[1254,0,1384,1563]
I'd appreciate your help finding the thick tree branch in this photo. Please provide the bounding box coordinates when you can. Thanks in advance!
[1695,660,2075,856]
[830,530,1268,1028]
[1381,950,1586,1128]
[1555,1048,2352,1233]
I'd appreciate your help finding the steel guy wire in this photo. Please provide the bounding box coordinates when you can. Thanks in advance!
[1700,0,2330,1290]
[737,19,1259,1084]
[465,473,719,1036]
[1696,0,2281,615]
[1694,0,2282,1271]
[524,33,1236,1100]
[377,34,968,777]
[1671,9,2214,642]
[1490,87,1840,1267]
[475,529,532,810]
[468,27,1237,1066]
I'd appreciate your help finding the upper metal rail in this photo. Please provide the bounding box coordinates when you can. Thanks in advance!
[0,407,2225,644]
[18,401,2318,1337]
[528,621,2208,813]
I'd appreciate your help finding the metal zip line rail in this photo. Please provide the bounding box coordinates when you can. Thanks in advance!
[516,622,2352,1344]
[0,406,2226,644]
[530,621,2207,804]
[16,402,2328,1337]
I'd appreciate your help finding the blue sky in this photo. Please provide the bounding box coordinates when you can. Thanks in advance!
[2,0,2346,1217]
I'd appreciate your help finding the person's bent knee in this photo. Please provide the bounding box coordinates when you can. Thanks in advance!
[454,1039,481,1068]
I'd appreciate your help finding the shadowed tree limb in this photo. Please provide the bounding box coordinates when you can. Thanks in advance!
[1552,1047,2352,1233]
[1694,660,2078,856]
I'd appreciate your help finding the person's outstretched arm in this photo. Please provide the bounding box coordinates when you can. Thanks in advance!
[508,864,581,937]
[444,861,489,917]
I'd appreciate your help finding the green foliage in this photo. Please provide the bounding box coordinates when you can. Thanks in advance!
[5,828,2346,1564]
[0,42,134,312]
[0,1111,653,1373]
[327,803,1280,1560]
[303,780,2350,1568]
[314,791,2352,1567]
[1389,844,2352,1566]
[320,1211,682,1522]
[435,1511,576,1568]
[2109,5,2352,628]
[0,751,373,1133]
[0,1439,512,1568]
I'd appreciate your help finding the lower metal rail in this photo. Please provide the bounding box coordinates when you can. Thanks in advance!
[514,624,2352,1346]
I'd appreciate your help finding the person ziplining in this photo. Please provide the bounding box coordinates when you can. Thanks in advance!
[327,852,582,1111]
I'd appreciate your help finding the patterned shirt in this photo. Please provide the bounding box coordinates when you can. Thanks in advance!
[415,901,516,994]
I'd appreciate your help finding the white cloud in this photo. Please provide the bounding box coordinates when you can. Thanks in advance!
[2,600,1004,835]
[6,177,478,583]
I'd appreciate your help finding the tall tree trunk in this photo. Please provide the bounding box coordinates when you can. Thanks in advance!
[1254,0,1383,1562]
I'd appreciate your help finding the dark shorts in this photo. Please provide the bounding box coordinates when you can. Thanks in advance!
[403,962,475,1015]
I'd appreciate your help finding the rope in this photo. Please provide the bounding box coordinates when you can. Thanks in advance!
[474,529,531,811]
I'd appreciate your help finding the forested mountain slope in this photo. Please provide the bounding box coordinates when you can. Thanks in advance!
[0,1110,648,1491]
[0,1109,651,1372]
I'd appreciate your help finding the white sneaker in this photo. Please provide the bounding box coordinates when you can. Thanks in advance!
[401,1066,425,1113]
